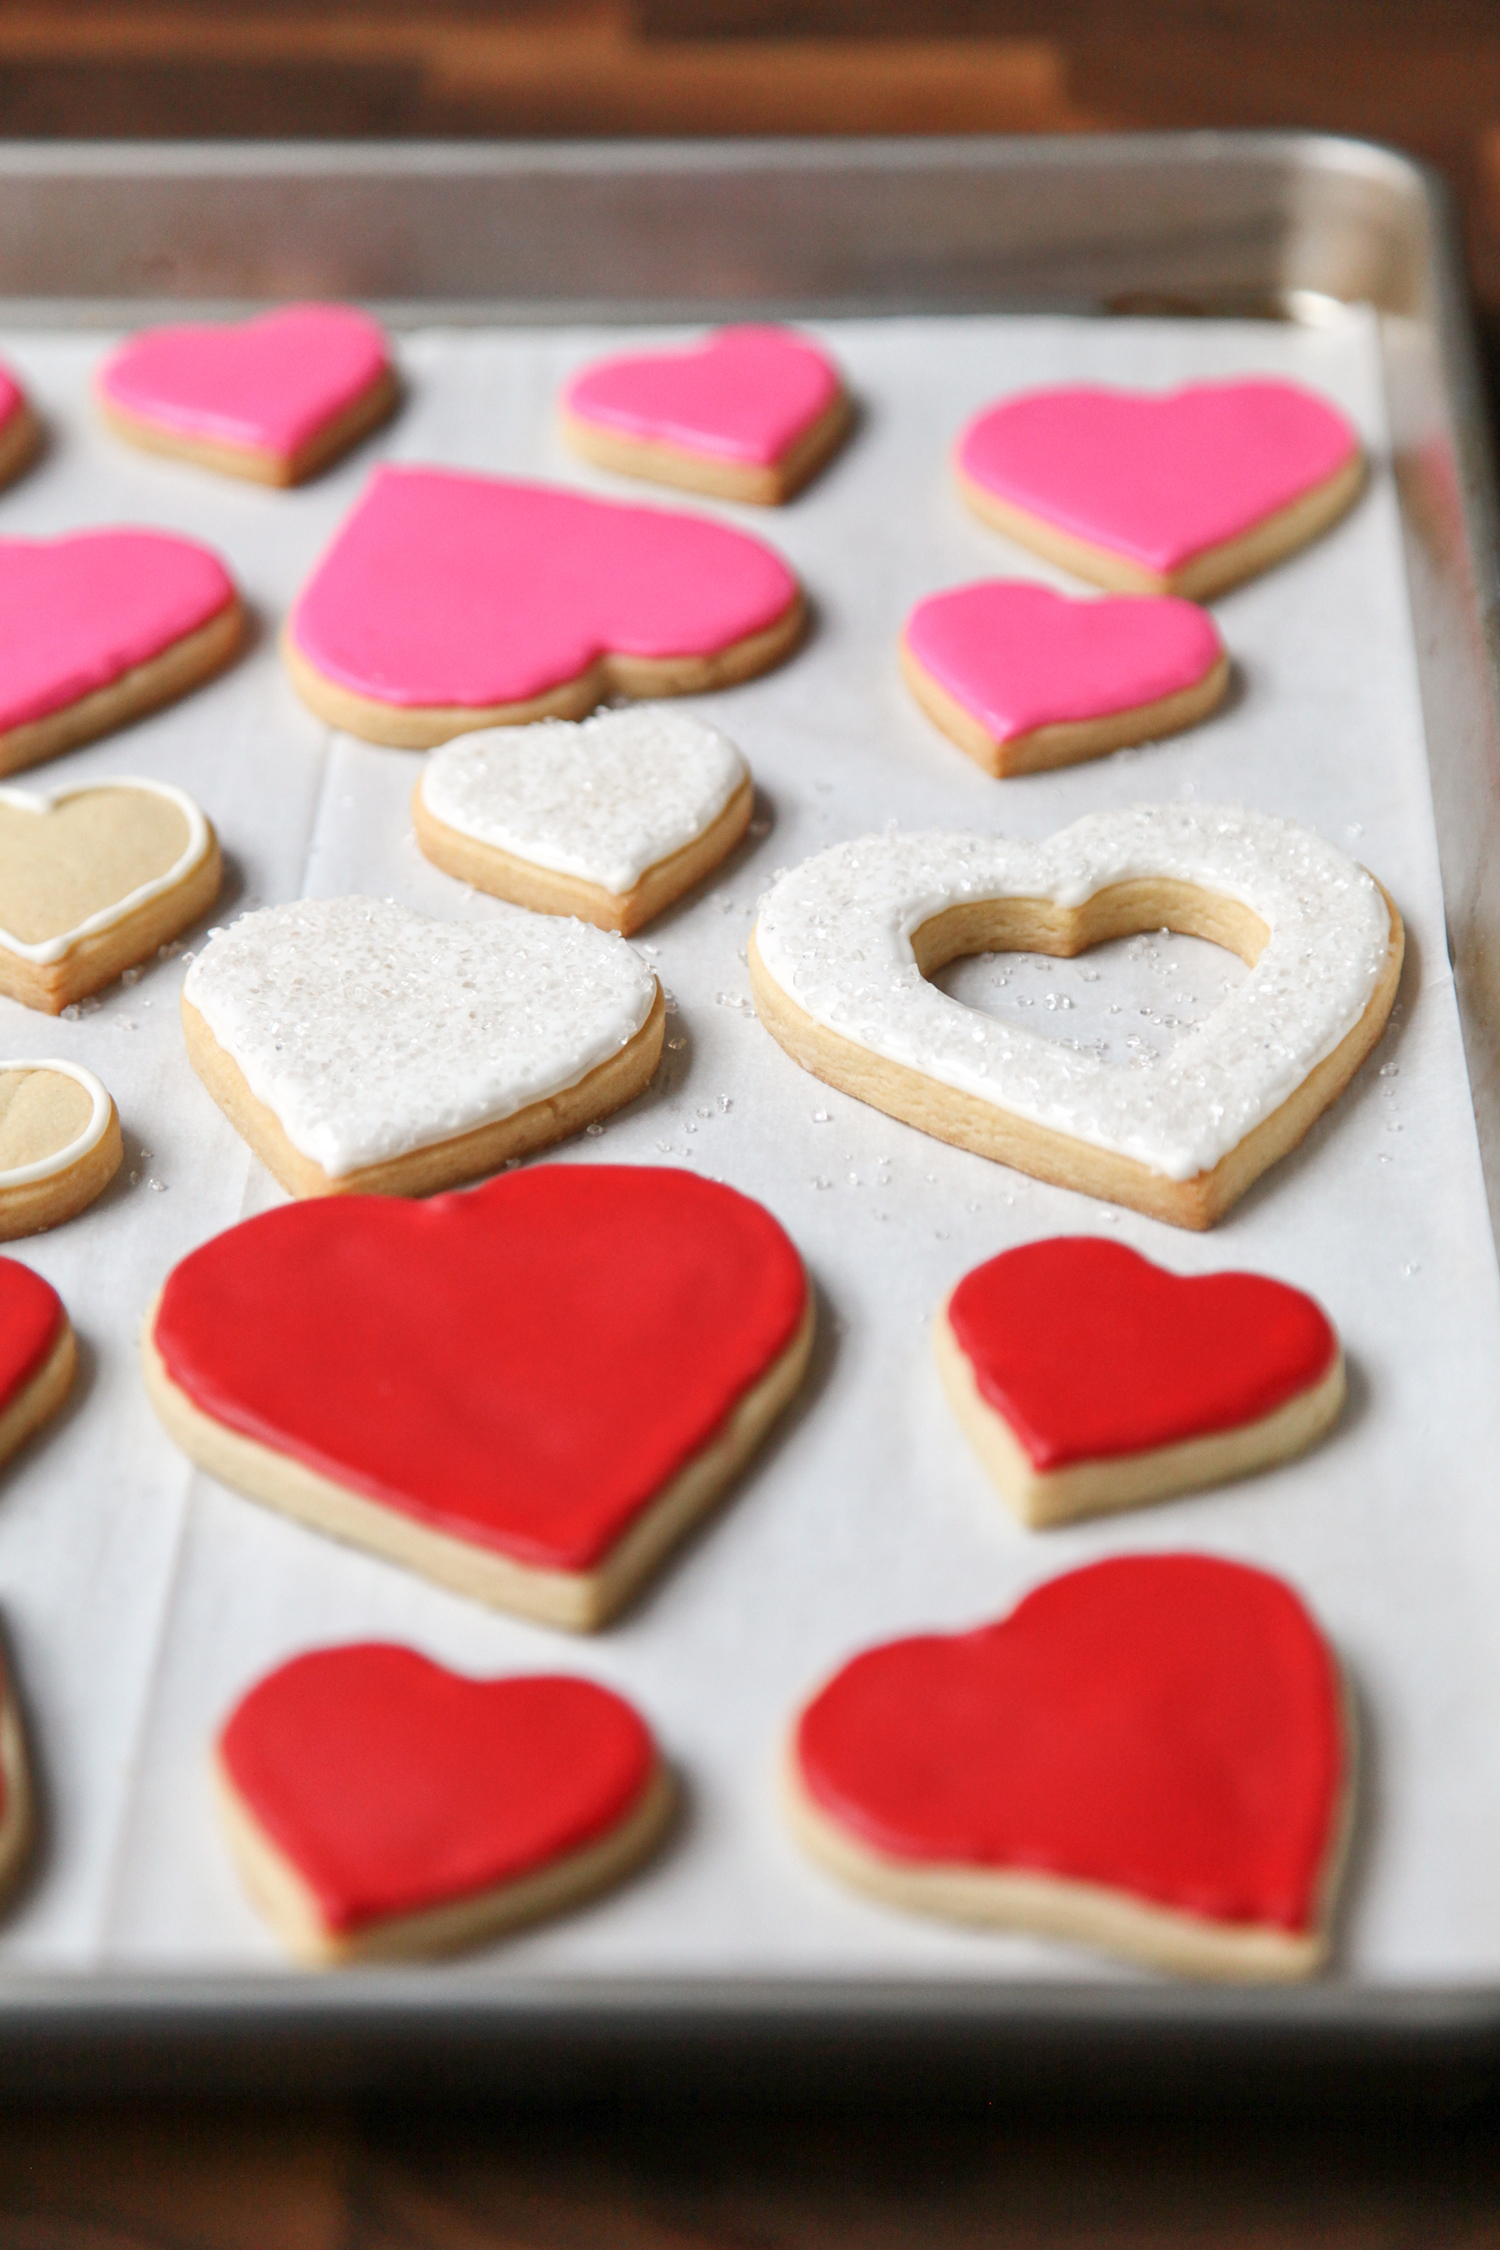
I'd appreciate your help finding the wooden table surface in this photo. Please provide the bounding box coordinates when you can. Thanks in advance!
[4,4,1500,2239]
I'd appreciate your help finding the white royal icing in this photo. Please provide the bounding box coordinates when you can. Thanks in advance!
[0,779,211,965]
[0,1059,112,1187]
[419,706,749,897]
[184,896,659,1177]
[752,804,1394,1182]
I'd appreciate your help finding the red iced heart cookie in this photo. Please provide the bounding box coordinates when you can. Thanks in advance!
[936,1237,1342,1526]
[0,1254,73,1468]
[790,1552,1348,1980]
[144,1165,813,1628]
[0,530,241,777]
[0,362,39,494]
[956,380,1363,599]
[216,1644,671,1962]
[561,325,852,503]
[96,303,397,486]
[283,465,805,747]
[900,579,1229,777]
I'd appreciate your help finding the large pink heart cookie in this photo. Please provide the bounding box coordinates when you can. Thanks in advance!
[96,303,397,486]
[0,361,39,494]
[788,1553,1349,1980]
[561,325,852,503]
[283,465,805,747]
[956,380,1363,598]
[901,580,1229,776]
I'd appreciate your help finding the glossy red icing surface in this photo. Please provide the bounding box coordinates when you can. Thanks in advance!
[98,304,390,459]
[796,1553,1343,1932]
[0,1255,65,1407]
[563,326,842,468]
[220,1644,656,1933]
[947,1237,1338,1470]
[153,1165,808,1573]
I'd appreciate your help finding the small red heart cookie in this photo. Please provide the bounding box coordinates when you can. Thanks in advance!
[0,1623,33,1913]
[96,304,398,487]
[0,362,40,494]
[956,380,1363,599]
[0,1254,74,1470]
[561,325,852,504]
[936,1237,1342,1526]
[283,465,804,747]
[789,1552,1348,1980]
[901,580,1229,777]
[143,1166,814,1629]
[216,1644,671,1963]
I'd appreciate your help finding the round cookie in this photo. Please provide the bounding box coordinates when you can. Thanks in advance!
[0,1061,122,1238]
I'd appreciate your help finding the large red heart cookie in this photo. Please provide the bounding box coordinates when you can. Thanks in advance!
[216,1643,670,1962]
[0,1254,74,1470]
[561,325,852,503]
[900,579,1229,777]
[936,1237,1342,1526]
[283,465,805,747]
[144,1165,813,1628]
[96,303,397,486]
[790,1553,1348,1980]
[956,380,1363,599]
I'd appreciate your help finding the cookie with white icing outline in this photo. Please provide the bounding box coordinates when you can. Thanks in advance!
[0,1061,122,1237]
[0,363,41,494]
[414,707,753,934]
[0,1627,34,1914]
[748,804,1403,1230]
[181,896,665,1199]
[0,779,221,1015]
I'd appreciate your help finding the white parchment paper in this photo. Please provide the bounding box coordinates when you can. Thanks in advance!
[0,309,1491,1991]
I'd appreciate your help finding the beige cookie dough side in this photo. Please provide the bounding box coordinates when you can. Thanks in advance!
[412,772,755,935]
[0,828,222,1015]
[0,1105,124,1241]
[142,1280,813,1629]
[97,365,400,488]
[281,590,806,749]
[0,600,244,781]
[559,388,854,505]
[0,1641,33,1914]
[0,400,42,494]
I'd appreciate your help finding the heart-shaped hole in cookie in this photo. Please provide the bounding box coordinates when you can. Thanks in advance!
[910,877,1268,988]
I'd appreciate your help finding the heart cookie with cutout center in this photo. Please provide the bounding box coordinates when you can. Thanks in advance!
[788,1553,1348,1979]
[749,803,1402,1228]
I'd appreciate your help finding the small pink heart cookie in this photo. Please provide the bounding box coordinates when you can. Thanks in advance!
[561,325,852,503]
[901,580,1229,777]
[0,362,40,494]
[96,303,398,487]
[956,379,1363,599]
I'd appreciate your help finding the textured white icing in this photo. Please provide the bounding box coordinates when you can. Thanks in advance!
[0,780,211,965]
[419,706,749,896]
[184,896,658,1176]
[0,1059,112,1187]
[752,804,1393,1182]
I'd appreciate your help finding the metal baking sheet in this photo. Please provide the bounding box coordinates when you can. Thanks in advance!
[0,135,1497,2097]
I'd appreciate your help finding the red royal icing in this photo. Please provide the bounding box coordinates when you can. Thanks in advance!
[153,1165,807,1573]
[957,380,1359,576]
[288,465,800,709]
[947,1237,1337,1472]
[563,326,842,468]
[904,580,1224,744]
[0,530,235,733]
[796,1552,1344,1932]
[97,304,390,460]
[220,1644,655,1933]
[0,1255,64,1406]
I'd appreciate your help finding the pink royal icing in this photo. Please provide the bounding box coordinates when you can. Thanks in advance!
[0,363,22,435]
[97,304,390,459]
[0,530,235,732]
[289,465,800,709]
[957,380,1360,575]
[904,580,1225,743]
[562,326,842,468]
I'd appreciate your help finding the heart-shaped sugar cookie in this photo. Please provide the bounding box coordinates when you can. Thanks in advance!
[749,804,1403,1229]
[97,303,398,486]
[0,363,39,494]
[0,1060,122,1238]
[937,1236,1343,1524]
[901,580,1229,777]
[216,1644,671,1962]
[788,1553,1348,1979]
[957,380,1363,598]
[181,895,664,1198]
[0,779,220,1014]
[0,1253,73,1472]
[284,466,804,747]
[561,325,851,503]
[415,706,753,933]
[144,1165,813,1626]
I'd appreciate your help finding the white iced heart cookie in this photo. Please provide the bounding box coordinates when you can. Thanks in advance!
[749,804,1403,1229]
[182,896,664,1199]
[413,705,752,934]
[0,1060,122,1237]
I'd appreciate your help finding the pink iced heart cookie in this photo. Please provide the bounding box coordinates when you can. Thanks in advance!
[0,362,40,494]
[96,303,397,486]
[284,465,805,748]
[901,580,1229,777]
[956,380,1363,599]
[561,325,852,503]
[0,529,241,776]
